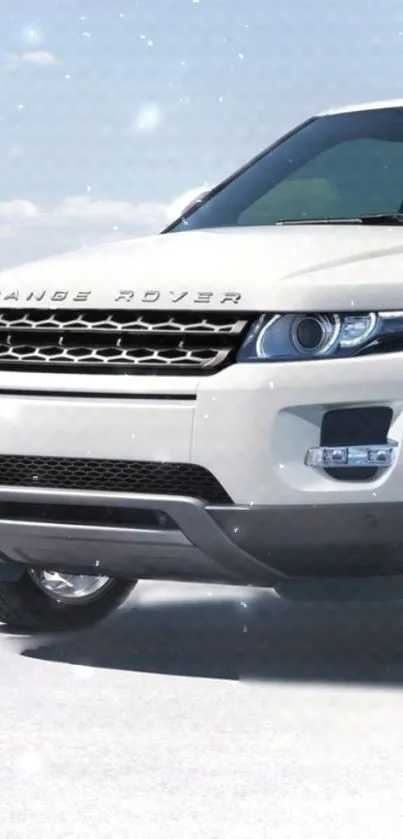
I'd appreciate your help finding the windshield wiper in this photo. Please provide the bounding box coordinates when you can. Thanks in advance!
[351,213,403,225]
[276,213,403,226]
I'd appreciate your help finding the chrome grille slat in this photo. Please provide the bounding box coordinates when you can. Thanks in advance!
[0,309,253,375]
[0,311,248,334]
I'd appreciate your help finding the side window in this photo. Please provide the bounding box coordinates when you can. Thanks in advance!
[238,139,403,224]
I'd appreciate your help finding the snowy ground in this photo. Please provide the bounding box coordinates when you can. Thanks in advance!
[0,581,403,838]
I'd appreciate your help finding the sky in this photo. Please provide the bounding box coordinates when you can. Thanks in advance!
[2,0,403,267]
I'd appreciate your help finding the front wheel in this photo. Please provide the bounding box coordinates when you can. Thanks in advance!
[0,568,136,631]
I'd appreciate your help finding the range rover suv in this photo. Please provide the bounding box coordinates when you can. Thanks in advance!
[1,97,403,630]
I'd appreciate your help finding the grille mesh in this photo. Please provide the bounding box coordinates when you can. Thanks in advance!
[0,455,231,504]
[0,309,252,375]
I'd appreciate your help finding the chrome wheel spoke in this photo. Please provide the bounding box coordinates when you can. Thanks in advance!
[29,569,112,603]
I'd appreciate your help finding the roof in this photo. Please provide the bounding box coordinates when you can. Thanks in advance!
[318,97,403,116]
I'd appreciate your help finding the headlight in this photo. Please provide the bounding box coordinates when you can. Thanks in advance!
[238,311,400,362]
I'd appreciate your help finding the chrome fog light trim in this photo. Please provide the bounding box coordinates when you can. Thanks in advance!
[305,442,398,469]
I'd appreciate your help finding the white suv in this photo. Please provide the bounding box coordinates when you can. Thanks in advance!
[1,97,403,630]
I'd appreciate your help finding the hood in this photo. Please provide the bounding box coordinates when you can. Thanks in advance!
[1,226,403,311]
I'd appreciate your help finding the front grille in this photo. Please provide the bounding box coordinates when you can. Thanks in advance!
[0,455,232,504]
[0,309,253,375]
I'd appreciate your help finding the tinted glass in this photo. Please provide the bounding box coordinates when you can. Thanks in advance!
[169,107,403,230]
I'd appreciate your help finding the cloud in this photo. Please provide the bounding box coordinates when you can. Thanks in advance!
[52,196,167,226]
[0,186,214,270]
[0,196,168,228]
[0,195,171,270]
[0,226,17,240]
[21,51,57,66]
[0,200,41,219]
[1,51,57,70]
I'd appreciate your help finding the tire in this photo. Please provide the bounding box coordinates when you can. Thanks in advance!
[0,570,136,631]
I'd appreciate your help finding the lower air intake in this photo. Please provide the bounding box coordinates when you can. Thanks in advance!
[0,456,232,504]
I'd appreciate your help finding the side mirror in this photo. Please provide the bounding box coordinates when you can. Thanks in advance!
[166,186,211,224]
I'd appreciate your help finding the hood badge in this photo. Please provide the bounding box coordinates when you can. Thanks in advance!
[0,289,242,306]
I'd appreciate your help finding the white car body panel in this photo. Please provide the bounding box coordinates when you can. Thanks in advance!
[0,393,195,462]
[2,226,403,311]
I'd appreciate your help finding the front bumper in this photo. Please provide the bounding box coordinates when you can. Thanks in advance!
[1,352,403,507]
[0,352,403,585]
[0,487,275,585]
[1,488,403,584]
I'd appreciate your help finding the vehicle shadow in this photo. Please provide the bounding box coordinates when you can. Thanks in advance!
[10,583,403,685]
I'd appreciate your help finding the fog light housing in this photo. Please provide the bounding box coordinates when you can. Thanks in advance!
[305,442,398,469]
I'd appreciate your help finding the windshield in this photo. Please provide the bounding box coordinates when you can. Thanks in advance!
[169,107,403,230]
